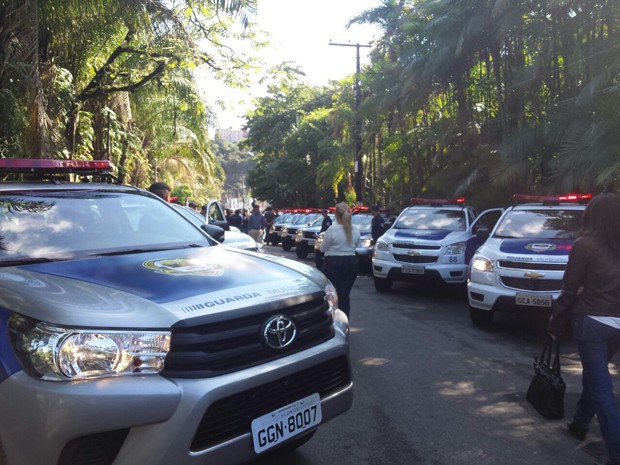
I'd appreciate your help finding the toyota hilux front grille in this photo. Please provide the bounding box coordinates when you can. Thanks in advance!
[162,296,334,378]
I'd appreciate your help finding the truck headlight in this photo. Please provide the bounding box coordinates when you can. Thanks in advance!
[324,282,339,316]
[9,315,171,381]
[472,256,494,273]
[375,240,389,252]
[445,241,466,254]
[296,229,303,237]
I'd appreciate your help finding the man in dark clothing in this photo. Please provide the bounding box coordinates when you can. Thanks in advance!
[229,209,243,229]
[370,205,386,244]
[148,181,171,202]
[319,208,333,233]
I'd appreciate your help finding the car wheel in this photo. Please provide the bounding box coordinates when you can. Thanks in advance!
[469,306,494,326]
[296,246,308,259]
[374,276,392,292]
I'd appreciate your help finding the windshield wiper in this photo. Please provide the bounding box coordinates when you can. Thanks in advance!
[95,244,204,257]
[0,257,67,267]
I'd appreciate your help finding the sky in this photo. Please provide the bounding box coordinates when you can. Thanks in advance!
[207,0,382,129]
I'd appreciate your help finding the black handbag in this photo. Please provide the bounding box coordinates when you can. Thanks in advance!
[526,337,566,420]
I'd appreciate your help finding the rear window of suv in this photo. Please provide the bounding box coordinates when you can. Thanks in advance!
[493,209,582,239]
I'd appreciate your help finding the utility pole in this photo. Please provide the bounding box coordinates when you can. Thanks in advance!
[329,41,371,204]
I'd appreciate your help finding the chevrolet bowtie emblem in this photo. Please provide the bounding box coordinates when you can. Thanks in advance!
[524,271,545,279]
[408,250,420,256]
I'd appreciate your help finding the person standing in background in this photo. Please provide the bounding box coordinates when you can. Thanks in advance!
[319,208,333,233]
[247,204,265,244]
[148,182,171,202]
[370,205,385,244]
[319,202,360,319]
[263,206,276,244]
[547,193,620,465]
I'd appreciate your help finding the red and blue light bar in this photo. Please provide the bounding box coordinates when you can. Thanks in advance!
[513,193,592,205]
[0,158,114,173]
[410,197,466,206]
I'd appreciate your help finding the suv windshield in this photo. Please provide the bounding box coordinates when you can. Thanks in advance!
[493,209,583,239]
[394,208,467,231]
[0,190,210,262]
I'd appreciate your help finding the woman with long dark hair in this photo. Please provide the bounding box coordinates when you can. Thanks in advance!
[319,202,360,318]
[548,193,620,465]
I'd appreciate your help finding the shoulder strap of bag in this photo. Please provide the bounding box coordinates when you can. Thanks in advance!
[537,336,562,375]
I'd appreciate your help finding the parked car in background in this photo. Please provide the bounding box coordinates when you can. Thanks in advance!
[372,198,503,292]
[174,204,263,252]
[0,159,353,465]
[468,194,590,326]
[280,211,322,252]
[295,214,335,259]
[266,211,293,246]
[313,210,390,272]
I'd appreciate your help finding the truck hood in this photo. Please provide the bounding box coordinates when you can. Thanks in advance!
[497,238,573,257]
[0,247,326,328]
[392,229,465,242]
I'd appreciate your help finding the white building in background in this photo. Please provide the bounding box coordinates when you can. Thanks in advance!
[217,128,248,143]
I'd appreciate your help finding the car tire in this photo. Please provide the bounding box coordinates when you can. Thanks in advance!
[282,238,293,251]
[469,306,494,326]
[374,276,392,292]
[296,246,309,259]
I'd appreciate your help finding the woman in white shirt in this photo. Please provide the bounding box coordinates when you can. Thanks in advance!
[319,202,361,318]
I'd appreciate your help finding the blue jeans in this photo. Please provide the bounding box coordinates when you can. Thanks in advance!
[572,314,620,461]
[321,255,358,318]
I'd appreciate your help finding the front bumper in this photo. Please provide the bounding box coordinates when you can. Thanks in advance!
[0,316,352,465]
[468,271,561,312]
[372,257,467,284]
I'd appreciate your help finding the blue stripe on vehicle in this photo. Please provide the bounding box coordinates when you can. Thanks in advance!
[22,248,295,304]
[394,230,451,240]
[498,239,573,255]
[0,308,22,383]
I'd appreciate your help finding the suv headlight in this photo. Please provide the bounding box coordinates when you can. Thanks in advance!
[445,241,466,254]
[358,237,372,248]
[375,240,389,251]
[472,256,494,273]
[9,315,171,381]
[296,229,303,237]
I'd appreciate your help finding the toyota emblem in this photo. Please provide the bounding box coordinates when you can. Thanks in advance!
[263,315,297,349]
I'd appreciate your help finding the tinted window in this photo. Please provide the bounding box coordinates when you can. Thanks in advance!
[493,209,583,239]
[394,208,467,231]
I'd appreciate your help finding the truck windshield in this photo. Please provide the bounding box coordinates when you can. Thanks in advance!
[493,209,583,239]
[394,208,466,231]
[0,190,211,263]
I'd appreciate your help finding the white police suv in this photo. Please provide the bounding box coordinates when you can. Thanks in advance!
[372,198,503,292]
[467,194,591,325]
[0,159,352,465]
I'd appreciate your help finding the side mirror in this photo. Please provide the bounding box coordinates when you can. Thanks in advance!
[202,223,225,243]
[475,227,489,243]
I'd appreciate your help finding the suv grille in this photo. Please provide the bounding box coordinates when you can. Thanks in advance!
[190,356,351,451]
[393,254,437,264]
[392,243,441,251]
[500,277,562,292]
[162,296,334,378]
[303,230,316,239]
[498,260,566,271]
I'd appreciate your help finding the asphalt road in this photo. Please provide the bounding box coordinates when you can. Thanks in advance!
[246,245,615,465]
